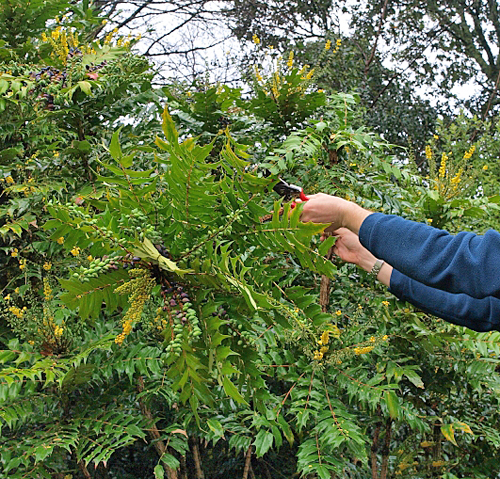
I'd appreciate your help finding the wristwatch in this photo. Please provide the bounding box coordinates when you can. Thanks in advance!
[370,259,385,278]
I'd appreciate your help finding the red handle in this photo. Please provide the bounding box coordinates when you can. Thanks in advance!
[291,190,308,208]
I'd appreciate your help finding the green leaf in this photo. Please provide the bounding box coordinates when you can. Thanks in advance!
[77,80,92,95]
[154,465,164,479]
[109,127,123,160]
[133,237,193,276]
[441,424,458,446]
[35,444,53,462]
[404,370,424,389]
[222,377,248,405]
[207,418,224,438]
[318,235,336,256]
[384,391,400,419]
[162,106,179,144]
[254,430,274,457]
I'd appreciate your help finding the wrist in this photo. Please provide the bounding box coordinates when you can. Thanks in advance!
[342,202,372,234]
[357,250,379,273]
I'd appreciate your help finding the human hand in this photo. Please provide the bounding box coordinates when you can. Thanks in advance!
[329,228,377,272]
[298,193,371,234]
[328,228,393,287]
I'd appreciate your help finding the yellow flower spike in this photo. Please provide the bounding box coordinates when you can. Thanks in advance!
[320,330,330,345]
[287,51,294,68]
[325,39,332,50]
[305,68,315,80]
[438,152,448,178]
[354,346,374,355]
[425,145,432,160]
[254,66,263,82]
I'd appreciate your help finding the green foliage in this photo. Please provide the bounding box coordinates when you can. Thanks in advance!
[1,3,500,479]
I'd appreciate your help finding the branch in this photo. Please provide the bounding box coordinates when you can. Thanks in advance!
[242,445,253,479]
[371,405,382,479]
[379,418,392,479]
[364,0,390,77]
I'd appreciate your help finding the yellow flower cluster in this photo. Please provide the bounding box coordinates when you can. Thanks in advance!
[6,175,14,184]
[11,248,18,258]
[287,51,294,68]
[43,261,52,271]
[313,326,341,361]
[271,72,281,99]
[254,66,263,82]
[438,152,448,178]
[41,26,76,64]
[425,145,433,161]
[54,325,64,338]
[8,306,24,319]
[104,28,119,45]
[151,306,168,332]
[70,246,80,256]
[44,278,53,301]
[354,345,374,355]
[114,269,155,345]
[19,258,27,270]
[252,34,260,45]
[56,236,64,245]
[325,38,342,53]
[450,167,464,189]
[463,145,475,160]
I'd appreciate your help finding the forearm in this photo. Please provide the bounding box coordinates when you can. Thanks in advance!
[389,269,500,332]
[341,203,373,235]
[359,213,500,299]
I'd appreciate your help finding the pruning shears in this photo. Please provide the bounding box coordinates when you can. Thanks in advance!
[272,177,309,206]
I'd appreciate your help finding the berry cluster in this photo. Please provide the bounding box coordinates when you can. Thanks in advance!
[72,254,119,282]
[215,306,255,349]
[163,284,202,357]
[117,208,162,243]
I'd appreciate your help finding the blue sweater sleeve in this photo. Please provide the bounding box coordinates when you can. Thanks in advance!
[359,212,500,299]
[389,269,500,332]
